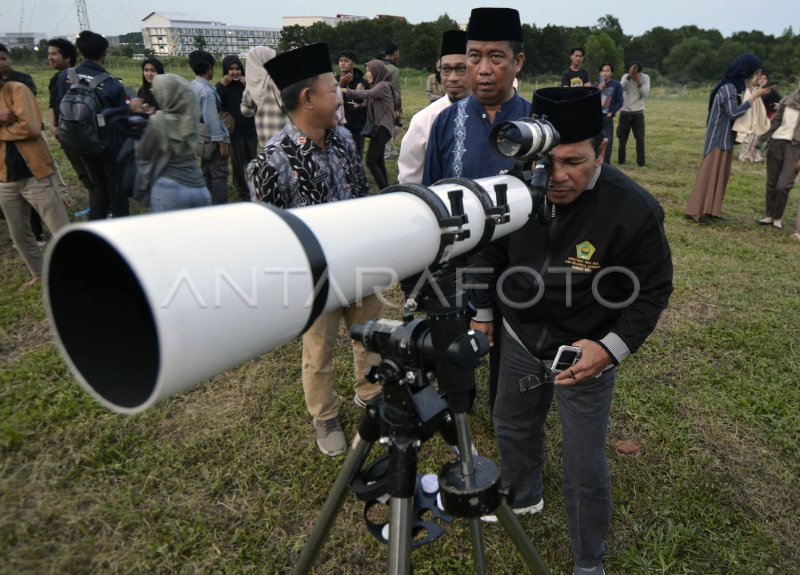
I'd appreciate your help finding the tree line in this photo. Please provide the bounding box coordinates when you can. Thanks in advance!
[10,14,799,85]
[282,13,800,84]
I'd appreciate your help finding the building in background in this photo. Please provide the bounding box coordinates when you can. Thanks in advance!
[0,32,48,51]
[281,14,368,28]
[142,12,280,57]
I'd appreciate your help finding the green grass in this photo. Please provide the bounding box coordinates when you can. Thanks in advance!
[1,65,799,574]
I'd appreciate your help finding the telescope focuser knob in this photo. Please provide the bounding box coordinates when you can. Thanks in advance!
[485,183,510,224]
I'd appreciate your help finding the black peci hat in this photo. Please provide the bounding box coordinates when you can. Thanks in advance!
[532,87,603,144]
[440,30,467,57]
[266,43,333,91]
[466,8,522,42]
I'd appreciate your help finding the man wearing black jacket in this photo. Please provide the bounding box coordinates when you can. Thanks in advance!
[336,50,369,158]
[471,87,673,575]
[57,30,129,220]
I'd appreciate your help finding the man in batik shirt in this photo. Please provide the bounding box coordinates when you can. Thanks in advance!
[247,43,382,457]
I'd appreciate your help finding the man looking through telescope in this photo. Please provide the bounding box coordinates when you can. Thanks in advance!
[471,87,673,575]
[247,44,382,457]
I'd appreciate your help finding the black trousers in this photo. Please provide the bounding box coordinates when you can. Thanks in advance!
[365,126,391,190]
[82,148,128,220]
[616,111,646,166]
[229,135,258,202]
[347,126,365,160]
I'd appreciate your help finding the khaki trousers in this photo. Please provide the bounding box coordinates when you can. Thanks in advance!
[0,173,69,278]
[301,293,384,421]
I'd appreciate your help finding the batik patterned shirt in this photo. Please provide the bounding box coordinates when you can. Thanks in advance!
[247,120,369,207]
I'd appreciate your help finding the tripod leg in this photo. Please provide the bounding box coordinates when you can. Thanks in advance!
[387,497,414,575]
[495,500,551,575]
[468,518,489,574]
[292,433,373,575]
[452,413,490,574]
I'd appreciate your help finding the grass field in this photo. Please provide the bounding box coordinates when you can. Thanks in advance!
[1,64,799,574]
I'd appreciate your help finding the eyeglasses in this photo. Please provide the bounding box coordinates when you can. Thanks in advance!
[518,371,553,393]
[440,65,467,77]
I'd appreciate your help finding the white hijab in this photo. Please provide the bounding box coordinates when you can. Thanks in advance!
[244,46,281,111]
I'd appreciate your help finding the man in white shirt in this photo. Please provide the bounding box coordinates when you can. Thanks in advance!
[398,30,469,184]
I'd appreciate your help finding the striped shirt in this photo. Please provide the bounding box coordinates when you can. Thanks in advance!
[704,83,752,156]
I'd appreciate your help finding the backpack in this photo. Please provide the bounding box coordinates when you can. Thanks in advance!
[106,111,159,205]
[58,68,112,155]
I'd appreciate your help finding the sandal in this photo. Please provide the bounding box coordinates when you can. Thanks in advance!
[757,217,773,225]
[790,232,800,242]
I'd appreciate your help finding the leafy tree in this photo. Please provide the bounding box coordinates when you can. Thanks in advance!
[524,24,572,76]
[663,37,715,83]
[36,39,49,61]
[119,32,144,44]
[625,26,675,72]
[278,25,308,52]
[584,32,624,78]
[593,14,627,50]
[193,35,207,51]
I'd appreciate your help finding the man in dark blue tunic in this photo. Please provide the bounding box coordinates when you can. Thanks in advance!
[422,7,529,185]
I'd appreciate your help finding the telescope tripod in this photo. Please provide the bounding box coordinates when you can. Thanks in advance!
[291,265,551,575]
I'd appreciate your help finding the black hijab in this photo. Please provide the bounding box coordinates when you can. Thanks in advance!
[138,57,165,109]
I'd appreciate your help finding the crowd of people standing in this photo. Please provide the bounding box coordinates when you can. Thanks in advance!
[1,14,799,574]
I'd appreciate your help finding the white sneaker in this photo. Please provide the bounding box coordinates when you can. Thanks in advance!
[573,564,605,575]
[481,498,543,523]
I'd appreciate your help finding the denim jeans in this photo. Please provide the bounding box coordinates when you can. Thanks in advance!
[492,326,615,567]
[602,116,614,164]
[149,177,212,212]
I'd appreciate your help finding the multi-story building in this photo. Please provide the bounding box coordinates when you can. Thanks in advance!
[141,12,280,57]
[0,32,48,51]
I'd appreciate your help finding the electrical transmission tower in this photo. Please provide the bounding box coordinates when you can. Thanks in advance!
[76,0,91,31]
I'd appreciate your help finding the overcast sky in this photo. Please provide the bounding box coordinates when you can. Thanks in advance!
[2,0,795,39]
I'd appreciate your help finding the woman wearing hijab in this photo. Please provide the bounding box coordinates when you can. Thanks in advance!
[755,85,800,232]
[240,46,286,148]
[342,59,396,190]
[217,54,258,202]
[685,53,772,223]
[135,74,211,212]
[137,57,164,112]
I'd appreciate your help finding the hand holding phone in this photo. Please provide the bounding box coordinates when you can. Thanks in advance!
[552,345,581,374]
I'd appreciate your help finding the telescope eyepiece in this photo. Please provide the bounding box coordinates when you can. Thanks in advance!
[489,116,560,161]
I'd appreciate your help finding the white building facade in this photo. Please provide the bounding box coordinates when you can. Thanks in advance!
[142,12,280,57]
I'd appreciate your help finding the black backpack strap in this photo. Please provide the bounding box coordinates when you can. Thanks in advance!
[88,72,111,91]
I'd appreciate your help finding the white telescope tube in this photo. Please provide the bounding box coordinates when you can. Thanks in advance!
[44,176,533,414]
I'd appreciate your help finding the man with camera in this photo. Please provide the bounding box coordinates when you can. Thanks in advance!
[617,61,650,167]
[470,87,673,575]
[247,43,383,457]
